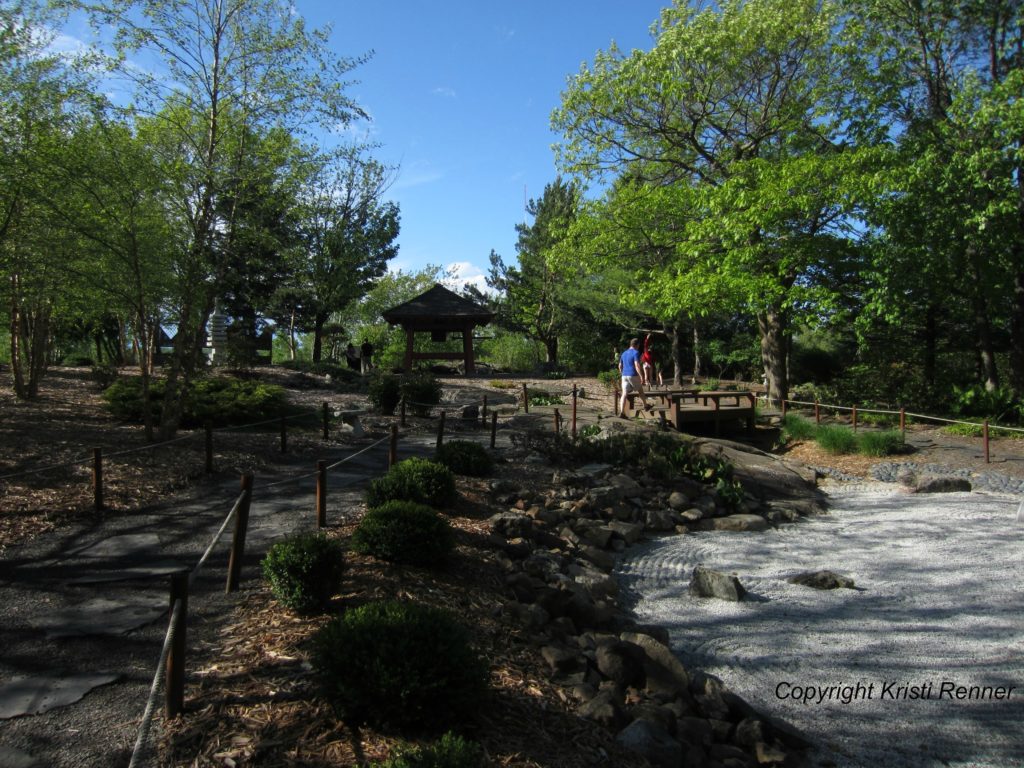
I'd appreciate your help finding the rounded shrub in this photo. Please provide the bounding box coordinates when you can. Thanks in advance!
[372,732,483,768]
[857,429,905,457]
[401,373,442,417]
[261,532,345,614]
[311,600,487,733]
[369,372,403,415]
[435,440,493,477]
[351,501,454,567]
[366,458,457,509]
[815,424,858,455]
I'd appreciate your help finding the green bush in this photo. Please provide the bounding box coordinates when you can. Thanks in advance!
[780,414,817,442]
[351,501,454,567]
[435,440,493,477]
[372,733,483,768]
[488,379,517,389]
[815,425,858,455]
[596,370,618,390]
[369,372,404,415]
[402,373,443,417]
[261,533,345,614]
[311,600,487,733]
[857,430,905,457]
[102,376,288,428]
[366,458,457,509]
[950,384,1019,422]
[527,389,563,406]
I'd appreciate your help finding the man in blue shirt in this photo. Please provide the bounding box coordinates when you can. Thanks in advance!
[618,338,651,417]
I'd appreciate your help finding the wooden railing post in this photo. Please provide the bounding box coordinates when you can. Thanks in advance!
[571,386,578,440]
[522,383,529,413]
[482,395,488,425]
[984,420,990,464]
[389,424,398,468]
[436,411,446,449]
[316,460,327,528]
[490,411,498,449]
[205,423,214,474]
[92,447,103,511]
[900,408,906,439]
[322,402,329,441]
[780,399,787,417]
[166,570,189,718]
[225,473,253,593]
[814,399,820,424]
[553,409,560,440]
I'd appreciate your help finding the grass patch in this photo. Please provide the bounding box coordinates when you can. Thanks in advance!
[857,430,905,457]
[780,414,817,441]
[815,424,858,455]
[941,421,1024,439]
[488,380,517,389]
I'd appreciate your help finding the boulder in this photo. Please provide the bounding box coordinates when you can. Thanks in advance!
[607,521,645,545]
[489,512,533,539]
[695,514,769,533]
[667,490,691,511]
[689,565,746,601]
[914,475,972,493]
[578,689,627,729]
[620,631,691,693]
[460,404,479,420]
[644,509,677,531]
[595,641,646,687]
[541,645,582,676]
[615,719,684,768]
[788,570,856,590]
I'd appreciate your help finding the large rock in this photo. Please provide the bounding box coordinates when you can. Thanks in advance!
[607,520,645,545]
[644,509,677,531]
[578,689,627,729]
[689,565,746,601]
[595,641,646,687]
[788,570,856,590]
[489,512,533,539]
[695,514,769,532]
[616,719,684,768]
[620,631,691,694]
[667,490,691,511]
[914,475,972,493]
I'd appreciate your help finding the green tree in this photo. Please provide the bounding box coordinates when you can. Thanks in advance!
[553,0,872,404]
[65,0,368,435]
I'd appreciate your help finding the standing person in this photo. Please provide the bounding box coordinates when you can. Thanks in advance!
[640,334,663,388]
[618,338,651,417]
[360,339,374,374]
[345,343,359,371]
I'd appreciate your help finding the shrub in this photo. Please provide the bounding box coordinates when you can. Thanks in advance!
[366,458,457,509]
[261,533,345,614]
[435,440,493,477]
[527,389,563,406]
[369,372,403,415]
[311,600,487,733]
[401,373,442,417]
[857,430,905,457]
[815,425,858,455]
[488,380,517,389]
[103,377,165,422]
[351,501,454,567]
[780,414,817,442]
[596,370,618,391]
[372,733,483,768]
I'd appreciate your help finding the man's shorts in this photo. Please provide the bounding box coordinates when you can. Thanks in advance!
[622,375,642,393]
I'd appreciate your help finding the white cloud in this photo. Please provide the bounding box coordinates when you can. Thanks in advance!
[442,261,493,295]
[431,86,457,99]
[392,160,443,191]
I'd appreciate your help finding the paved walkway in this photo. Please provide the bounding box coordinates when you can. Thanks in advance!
[0,429,449,768]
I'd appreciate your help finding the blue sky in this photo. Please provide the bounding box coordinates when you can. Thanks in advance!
[296,2,671,291]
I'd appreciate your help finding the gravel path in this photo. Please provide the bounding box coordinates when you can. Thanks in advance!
[618,483,1024,768]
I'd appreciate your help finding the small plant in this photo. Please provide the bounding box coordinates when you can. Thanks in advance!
[578,423,601,440]
[366,457,457,508]
[261,533,345,614]
[352,501,454,567]
[815,424,858,455]
[91,363,120,388]
[857,430,905,457]
[527,389,564,406]
[596,369,618,390]
[372,732,484,768]
[311,600,487,733]
[435,440,493,477]
[402,372,443,417]
[780,414,817,442]
[700,378,721,391]
[369,372,403,415]
[488,380,517,389]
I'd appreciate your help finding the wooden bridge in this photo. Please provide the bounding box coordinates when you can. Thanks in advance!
[619,385,757,435]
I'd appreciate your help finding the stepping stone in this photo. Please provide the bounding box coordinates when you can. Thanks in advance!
[0,673,119,719]
[32,596,166,639]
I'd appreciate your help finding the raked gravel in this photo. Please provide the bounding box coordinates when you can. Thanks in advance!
[617,485,1024,768]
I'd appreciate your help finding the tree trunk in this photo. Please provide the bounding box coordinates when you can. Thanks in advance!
[968,251,999,391]
[692,323,702,382]
[665,319,683,386]
[543,336,558,366]
[1009,269,1024,395]
[312,312,327,363]
[923,302,938,390]
[288,309,297,361]
[758,308,789,407]
[9,275,51,400]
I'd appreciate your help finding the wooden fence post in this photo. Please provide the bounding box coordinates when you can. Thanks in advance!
[482,395,488,425]
[436,411,446,449]
[490,411,498,449]
[316,460,327,528]
[225,473,253,593]
[322,402,329,441]
[205,423,214,473]
[984,420,990,464]
[900,408,906,439]
[780,399,787,418]
[814,399,820,424]
[166,570,189,718]
[389,424,398,468]
[571,386,578,440]
[553,409,560,439]
[92,447,103,511]
[522,383,529,413]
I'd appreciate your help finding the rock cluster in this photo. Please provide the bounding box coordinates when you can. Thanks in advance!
[487,458,813,768]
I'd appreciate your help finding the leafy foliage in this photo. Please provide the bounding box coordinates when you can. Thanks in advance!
[368,372,403,414]
[103,376,289,427]
[351,501,454,567]
[435,440,493,477]
[815,425,858,455]
[366,458,457,509]
[780,414,818,442]
[311,600,487,733]
[261,533,345,614]
[371,733,483,768]
[401,372,443,417]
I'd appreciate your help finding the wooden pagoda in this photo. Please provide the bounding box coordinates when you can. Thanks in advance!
[381,284,494,374]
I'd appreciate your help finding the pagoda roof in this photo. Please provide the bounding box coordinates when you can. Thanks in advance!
[382,283,494,326]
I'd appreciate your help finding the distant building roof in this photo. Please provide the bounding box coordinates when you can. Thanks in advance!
[382,284,494,327]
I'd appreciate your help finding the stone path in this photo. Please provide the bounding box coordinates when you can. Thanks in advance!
[0,430,450,767]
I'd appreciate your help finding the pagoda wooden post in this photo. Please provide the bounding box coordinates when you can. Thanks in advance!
[462,323,475,374]
[403,327,415,372]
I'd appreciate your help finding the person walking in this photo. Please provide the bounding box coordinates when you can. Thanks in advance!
[619,337,651,417]
[640,333,662,388]
[360,339,374,374]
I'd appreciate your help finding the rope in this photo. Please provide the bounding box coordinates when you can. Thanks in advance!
[0,455,93,482]
[127,597,183,768]
[324,435,390,471]
[188,490,245,587]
